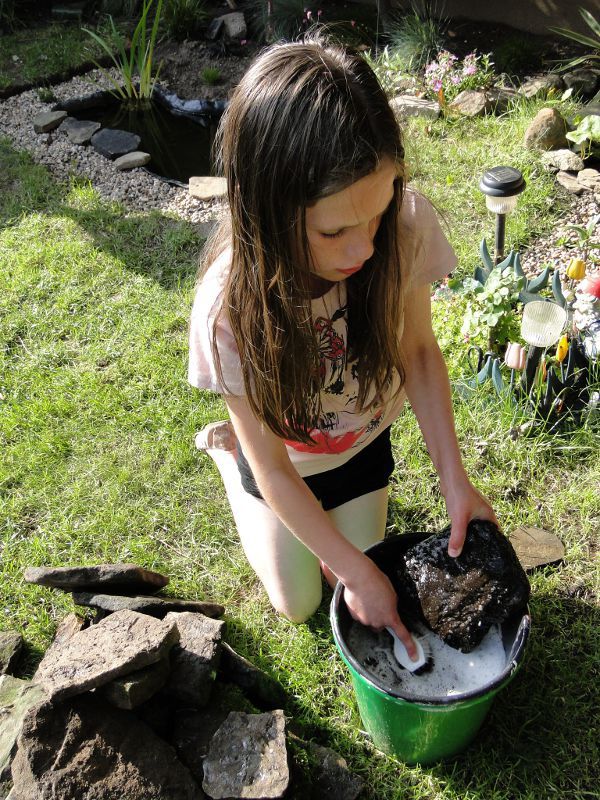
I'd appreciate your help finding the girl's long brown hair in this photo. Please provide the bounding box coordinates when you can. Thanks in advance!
[202,36,406,444]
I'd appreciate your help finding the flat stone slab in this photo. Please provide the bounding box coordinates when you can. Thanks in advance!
[0,633,22,676]
[43,613,86,662]
[395,520,530,652]
[114,150,152,170]
[33,110,67,133]
[189,176,227,199]
[219,642,287,710]
[59,117,101,144]
[556,170,586,194]
[34,609,179,702]
[103,656,170,710]
[73,591,224,618]
[390,94,440,119]
[91,128,142,159]
[202,710,289,799]
[540,148,585,173]
[10,694,202,799]
[508,526,565,571]
[0,676,46,782]
[24,563,168,594]
[163,612,225,707]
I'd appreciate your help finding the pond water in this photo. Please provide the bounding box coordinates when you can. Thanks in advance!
[67,93,223,184]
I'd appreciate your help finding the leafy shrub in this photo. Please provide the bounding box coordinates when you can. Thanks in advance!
[248,0,322,43]
[566,114,600,159]
[550,6,600,70]
[424,49,494,102]
[162,0,208,41]
[0,0,19,31]
[492,32,545,75]
[363,46,413,97]
[383,1,447,72]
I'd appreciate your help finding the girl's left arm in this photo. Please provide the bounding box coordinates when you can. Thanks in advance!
[401,282,499,557]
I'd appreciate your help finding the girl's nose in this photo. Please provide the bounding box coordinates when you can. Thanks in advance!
[346,227,374,263]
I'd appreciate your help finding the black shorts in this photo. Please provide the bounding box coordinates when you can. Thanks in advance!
[236,426,394,511]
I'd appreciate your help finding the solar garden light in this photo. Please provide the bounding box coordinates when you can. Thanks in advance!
[479,166,526,264]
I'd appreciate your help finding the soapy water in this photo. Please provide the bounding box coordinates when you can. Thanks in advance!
[346,621,507,699]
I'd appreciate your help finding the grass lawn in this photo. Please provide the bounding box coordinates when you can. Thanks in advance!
[0,86,598,800]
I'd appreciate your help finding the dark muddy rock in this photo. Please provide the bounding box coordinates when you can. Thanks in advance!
[395,520,530,652]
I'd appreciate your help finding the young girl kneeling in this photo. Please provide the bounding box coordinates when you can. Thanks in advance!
[189,37,497,658]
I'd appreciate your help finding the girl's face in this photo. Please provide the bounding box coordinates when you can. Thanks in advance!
[305,159,397,282]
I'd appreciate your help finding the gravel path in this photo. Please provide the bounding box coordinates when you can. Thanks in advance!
[0,67,598,269]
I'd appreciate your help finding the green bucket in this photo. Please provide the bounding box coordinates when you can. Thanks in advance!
[330,533,530,765]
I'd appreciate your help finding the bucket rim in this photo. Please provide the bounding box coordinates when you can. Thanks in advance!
[330,532,531,706]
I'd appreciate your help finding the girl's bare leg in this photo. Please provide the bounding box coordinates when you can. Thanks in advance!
[200,431,322,622]
[322,487,389,587]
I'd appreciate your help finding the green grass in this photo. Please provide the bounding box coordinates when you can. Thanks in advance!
[0,22,118,91]
[1,88,599,800]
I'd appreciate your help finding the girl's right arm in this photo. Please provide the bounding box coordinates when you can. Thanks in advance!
[224,394,418,659]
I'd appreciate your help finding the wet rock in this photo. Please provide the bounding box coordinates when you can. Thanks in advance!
[219,641,287,710]
[202,710,289,799]
[32,110,67,133]
[163,612,225,707]
[524,107,568,150]
[10,694,202,800]
[389,95,440,119]
[0,676,46,782]
[73,590,224,618]
[189,176,227,199]
[103,656,170,710]
[34,609,179,701]
[24,562,168,594]
[395,520,530,652]
[91,128,142,159]
[288,733,363,800]
[518,74,564,99]
[114,150,151,170]
[59,117,101,144]
[540,148,585,173]
[0,633,22,677]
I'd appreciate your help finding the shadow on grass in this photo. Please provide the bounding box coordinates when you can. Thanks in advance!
[0,138,203,291]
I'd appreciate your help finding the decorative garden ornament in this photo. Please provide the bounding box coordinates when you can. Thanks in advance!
[556,335,569,363]
[566,257,586,281]
[504,342,527,370]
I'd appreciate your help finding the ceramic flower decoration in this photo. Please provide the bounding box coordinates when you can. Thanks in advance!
[566,258,586,281]
[504,342,527,370]
[556,335,569,363]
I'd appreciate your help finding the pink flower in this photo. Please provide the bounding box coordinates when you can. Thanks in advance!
[463,64,477,76]
[306,10,312,20]
[351,20,356,27]
[240,39,247,45]
[433,79,442,91]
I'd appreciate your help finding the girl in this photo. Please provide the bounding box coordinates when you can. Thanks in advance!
[189,37,497,659]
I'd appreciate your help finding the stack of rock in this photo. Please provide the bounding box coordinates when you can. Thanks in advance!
[0,564,363,800]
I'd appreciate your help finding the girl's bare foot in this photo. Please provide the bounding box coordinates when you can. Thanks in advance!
[194,420,237,452]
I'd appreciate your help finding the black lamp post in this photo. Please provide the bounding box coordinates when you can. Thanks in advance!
[479,166,526,264]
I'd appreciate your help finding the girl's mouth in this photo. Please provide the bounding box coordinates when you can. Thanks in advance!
[338,264,363,276]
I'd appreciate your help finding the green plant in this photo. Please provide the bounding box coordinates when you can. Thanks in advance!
[383,1,447,72]
[363,46,412,96]
[0,0,21,31]
[37,86,58,104]
[83,0,164,104]
[566,114,600,160]
[248,0,321,43]
[492,32,544,76]
[451,242,551,350]
[564,212,600,262]
[550,7,600,70]
[424,49,495,103]
[162,0,208,41]
[201,66,221,86]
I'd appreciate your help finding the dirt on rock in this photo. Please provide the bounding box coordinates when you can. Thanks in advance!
[153,39,259,101]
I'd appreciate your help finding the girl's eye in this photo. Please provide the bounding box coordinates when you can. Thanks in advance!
[322,230,344,239]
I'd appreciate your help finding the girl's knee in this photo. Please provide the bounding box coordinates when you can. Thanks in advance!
[268,584,323,623]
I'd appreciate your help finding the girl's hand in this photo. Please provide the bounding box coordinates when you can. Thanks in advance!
[342,558,418,660]
[442,477,499,558]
